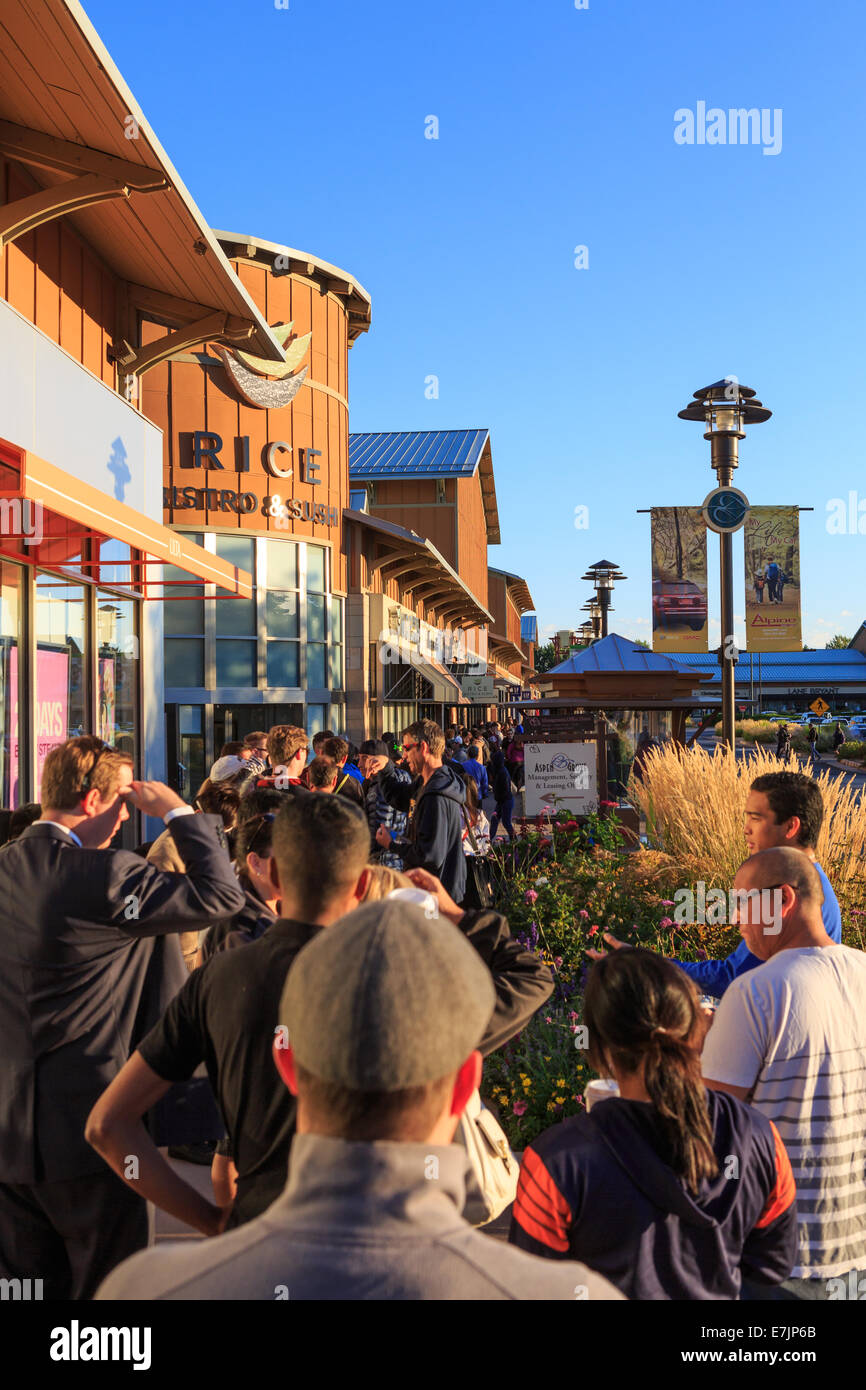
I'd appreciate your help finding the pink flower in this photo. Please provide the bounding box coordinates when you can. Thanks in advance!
[588,925,600,937]
[579,909,589,920]
[513,1100,527,1117]
[659,916,674,928]
[660,899,675,906]
[554,956,563,967]
[569,1010,579,1021]
[524,889,538,904]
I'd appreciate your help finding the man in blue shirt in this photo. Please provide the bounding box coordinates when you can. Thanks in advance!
[461,745,489,801]
[590,771,842,997]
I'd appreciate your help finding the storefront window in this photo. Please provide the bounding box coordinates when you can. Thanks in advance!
[330,598,344,691]
[35,573,88,789]
[306,703,327,737]
[266,539,298,591]
[307,546,326,593]
[97,594,139,768]
[307,644,327,689]
[93,538,134,589]
[215,535,256,637]
[178,704,205,801]
[267,641,300,687]
[307,593,326,642]
[266,591,299,638]
[216,640,257,687]
[1,563,23,807]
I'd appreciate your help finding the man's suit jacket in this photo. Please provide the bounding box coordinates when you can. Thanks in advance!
[0,816,245,1183]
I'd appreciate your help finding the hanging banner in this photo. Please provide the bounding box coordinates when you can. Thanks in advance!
[650,507,709,652]
[744,506,802,651]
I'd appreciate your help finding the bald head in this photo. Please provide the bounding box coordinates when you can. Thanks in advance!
[733,847,827,959]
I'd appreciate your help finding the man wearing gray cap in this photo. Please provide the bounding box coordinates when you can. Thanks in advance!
[98,901,622,1301]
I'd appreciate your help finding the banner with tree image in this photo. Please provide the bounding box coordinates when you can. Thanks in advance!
[744,505,801,651]
[651,507,708,652]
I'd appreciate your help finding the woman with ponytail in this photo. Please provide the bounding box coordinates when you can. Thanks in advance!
[508,950,797,1299]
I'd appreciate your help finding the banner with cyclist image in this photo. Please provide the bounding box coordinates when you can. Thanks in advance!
[651,507,709,652]
[744,506,802,651]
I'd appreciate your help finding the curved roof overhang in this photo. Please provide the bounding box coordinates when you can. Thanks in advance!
[344,508,492,629]
[488,567,535,614]
[215,231,372,343]
[0,2,285,365]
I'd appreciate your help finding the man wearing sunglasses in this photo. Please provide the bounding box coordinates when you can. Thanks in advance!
[375,719,467,903]
[0,734,245,1301]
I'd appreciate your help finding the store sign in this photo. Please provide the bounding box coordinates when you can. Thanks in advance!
[162,485,339,526]
[461,674,497,700]
[181,432,323,483]
[524,743,598,817]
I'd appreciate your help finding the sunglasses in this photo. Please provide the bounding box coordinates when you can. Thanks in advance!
[81,742,113,795]
[243,811,276,857]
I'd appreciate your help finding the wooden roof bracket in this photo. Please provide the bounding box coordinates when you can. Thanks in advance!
[113,311,254,378]
[0,120,168,250]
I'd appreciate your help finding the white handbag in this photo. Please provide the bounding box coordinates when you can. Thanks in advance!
[456,1089,520,1226]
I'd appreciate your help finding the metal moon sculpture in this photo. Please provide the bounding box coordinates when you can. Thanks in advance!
[210,345,309,410]
[209,323,310,410]
[235,331,311,378]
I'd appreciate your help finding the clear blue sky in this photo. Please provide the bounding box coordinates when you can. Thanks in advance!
[84,0,866,649]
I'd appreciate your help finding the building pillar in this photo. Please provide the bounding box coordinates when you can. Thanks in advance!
[345,591,369,743]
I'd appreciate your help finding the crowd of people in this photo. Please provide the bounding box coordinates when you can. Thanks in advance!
[0,724,863,1303]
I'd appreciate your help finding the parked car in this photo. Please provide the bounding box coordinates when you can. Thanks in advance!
[652,580,707,631]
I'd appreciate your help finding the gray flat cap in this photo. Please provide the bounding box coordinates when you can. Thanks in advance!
[279,900,496,1090]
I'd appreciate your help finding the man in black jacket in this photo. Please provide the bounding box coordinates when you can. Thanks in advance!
[86,795,373,1234]
[0,735,245,1300]
[375,718,467,902]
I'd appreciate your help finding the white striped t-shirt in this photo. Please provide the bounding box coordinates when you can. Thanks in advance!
[702,945,866,1280]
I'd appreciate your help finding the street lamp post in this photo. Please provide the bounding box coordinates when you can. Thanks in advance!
[580,597,603,640]
[580,561,626,639]
[677,380,772,750]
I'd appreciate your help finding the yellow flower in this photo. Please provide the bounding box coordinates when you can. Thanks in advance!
[555,1078,566,1087]
[543,1055,551,1062]
[554,1094,566,1105]
[546,1101,556,1111]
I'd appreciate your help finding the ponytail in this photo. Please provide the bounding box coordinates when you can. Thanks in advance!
[584,949,719,1195]
[643,1030,718,1194]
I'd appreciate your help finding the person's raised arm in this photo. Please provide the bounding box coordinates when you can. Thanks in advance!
[100,781,245,934]
[85,1052,227,1237]
[376,761,415,813]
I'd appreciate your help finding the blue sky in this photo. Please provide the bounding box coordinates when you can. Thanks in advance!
[84,0,866,648]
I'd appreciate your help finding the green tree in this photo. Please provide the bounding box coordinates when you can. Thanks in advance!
[632,638,650,650]
[825,635,851,649]
[533,641,558,673]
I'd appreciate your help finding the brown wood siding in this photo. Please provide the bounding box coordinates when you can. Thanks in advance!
[1,157,117,386]
[455,475,489,608]
[147,259,350,593]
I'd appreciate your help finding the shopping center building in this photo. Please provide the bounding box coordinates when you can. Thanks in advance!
[1,1,541,804]
[0,0,270,821]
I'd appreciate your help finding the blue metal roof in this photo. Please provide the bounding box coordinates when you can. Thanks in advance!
[521,615,538,643]
[549,633,707,676]
[673,650,866,684]
[349,430,489,478]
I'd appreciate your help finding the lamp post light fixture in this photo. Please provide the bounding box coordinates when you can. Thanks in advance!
[678,379,772,750]
[580,598,603,641]
[580,561,626,639]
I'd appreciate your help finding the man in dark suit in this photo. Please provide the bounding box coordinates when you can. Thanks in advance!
[0,735,245,1300]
